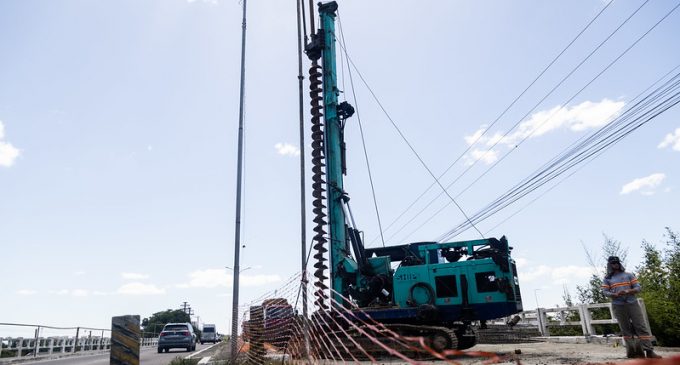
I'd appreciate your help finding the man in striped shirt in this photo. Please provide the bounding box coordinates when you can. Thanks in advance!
[601,256,661,359]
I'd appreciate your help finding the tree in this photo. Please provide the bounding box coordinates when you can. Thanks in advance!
[141,309,191,338]
[635,227,680,346]
[576,234,627,304]
[574,234,627,335]
[574,227,680,345]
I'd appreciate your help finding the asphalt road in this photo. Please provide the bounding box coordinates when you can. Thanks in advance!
[13,342,223,365]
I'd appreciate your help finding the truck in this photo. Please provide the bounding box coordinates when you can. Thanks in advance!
[200,324,218,344]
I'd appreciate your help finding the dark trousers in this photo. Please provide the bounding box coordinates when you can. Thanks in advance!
[611,301,653,351]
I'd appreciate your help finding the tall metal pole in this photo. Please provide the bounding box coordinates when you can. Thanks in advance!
[230,0,248,362]
[295,0,310,358]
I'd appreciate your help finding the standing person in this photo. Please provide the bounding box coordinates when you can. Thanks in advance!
[601,256,661,359]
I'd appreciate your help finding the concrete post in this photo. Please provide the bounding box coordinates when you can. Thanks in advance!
[33,327,39,357]
[583,305,596,336]
[110,315,140,365]
[578,304,590,336]
[73,327,80,353]
[536,308,548,336]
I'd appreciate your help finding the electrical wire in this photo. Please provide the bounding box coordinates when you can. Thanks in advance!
[337,12,387,247]
[365,0,617,246]
[436,69,680,240]
[395,1,679,243]
[441,83,680,239]
[485,62,680,234]
[334,35,485,239]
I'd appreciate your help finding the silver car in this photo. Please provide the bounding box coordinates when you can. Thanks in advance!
[157,323,197,353]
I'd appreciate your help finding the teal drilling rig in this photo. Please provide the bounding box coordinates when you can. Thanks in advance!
[304,2,523,351]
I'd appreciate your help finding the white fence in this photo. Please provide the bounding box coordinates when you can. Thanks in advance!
[0,336,158,359]
[0,323,158,361]
[492,299,652,338]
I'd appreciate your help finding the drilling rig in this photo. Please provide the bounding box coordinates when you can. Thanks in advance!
[304,1,523,352]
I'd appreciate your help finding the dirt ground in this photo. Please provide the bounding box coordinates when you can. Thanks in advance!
[212,341,680,364]
[364,342,680,365]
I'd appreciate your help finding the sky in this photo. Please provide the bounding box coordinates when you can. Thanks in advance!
[1,0,679,338]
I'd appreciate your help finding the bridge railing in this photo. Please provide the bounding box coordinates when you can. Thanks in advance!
[490,299,652,338]
[0,322,158,360]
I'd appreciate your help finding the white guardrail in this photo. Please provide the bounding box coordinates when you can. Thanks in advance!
[0,323,158,360]
[491,299,652,338]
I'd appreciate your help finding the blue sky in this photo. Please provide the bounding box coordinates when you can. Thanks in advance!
[1,0,679,337]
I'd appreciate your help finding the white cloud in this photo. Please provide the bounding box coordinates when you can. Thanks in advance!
[658,128,680,151]
[241,274,282,287]
[122,272,150,280]
[181,269,230,288]
[93,291,110,296]
[520,265,596,284]
[275,143,300,157]
[117,282,166,295]
[49,289,70,296]
[178,269,282,289]
[71,289,89,297]
[463,99,625,164]
[73,271,86,276]
[464,127,486,145]
[17,289,37,295]
[514,257,528,269]
[0,121,20,167]
[0,142,19,167]
[465,148,499,165]
[620,173,666,195]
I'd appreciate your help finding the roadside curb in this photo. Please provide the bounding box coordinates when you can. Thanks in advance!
[185,342,220,359]
[534,336,624,345]
[0,350,109,365]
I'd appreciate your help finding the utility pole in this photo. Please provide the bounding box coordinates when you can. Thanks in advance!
[231,0,248,362]
[296,0,311,358]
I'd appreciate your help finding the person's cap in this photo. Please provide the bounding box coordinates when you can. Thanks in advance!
[608,256,621,264]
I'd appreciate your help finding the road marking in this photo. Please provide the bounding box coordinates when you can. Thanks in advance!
[197,356,212,364]
[184,342,220,359]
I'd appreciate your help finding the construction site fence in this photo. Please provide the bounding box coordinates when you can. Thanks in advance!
[0,322,157,360]
[490,299,652,338]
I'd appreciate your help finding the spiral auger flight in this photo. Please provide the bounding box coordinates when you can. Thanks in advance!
[309,59,329,311]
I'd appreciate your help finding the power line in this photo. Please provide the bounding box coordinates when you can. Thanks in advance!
[394,1,679,243]
[436,69,680,240]
[335,34,485,239]
[337,12,386,247]
[441,79,680,239]
[365,0,618,246]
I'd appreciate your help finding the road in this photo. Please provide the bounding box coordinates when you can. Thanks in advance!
[13,342,223,365]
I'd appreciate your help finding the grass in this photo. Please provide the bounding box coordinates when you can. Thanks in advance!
[168,357,200,365]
